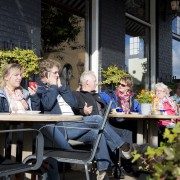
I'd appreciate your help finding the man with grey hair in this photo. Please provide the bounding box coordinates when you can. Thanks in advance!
[35,60,119,180]
[72,71,133,180]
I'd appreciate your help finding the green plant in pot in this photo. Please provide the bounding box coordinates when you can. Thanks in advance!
[99,65,128,90]
[0,47,41,79]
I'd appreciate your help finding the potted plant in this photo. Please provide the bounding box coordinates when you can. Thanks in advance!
[0,47,41,79]
[136,89,154,115]
[132,122,180,179]
[99,65,128,90]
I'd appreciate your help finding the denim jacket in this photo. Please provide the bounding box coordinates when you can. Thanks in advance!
[36,81,77,114]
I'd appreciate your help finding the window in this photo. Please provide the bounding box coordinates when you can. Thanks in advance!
[125,18,150,89]
[172,39,180,79]
[172,17,180,35]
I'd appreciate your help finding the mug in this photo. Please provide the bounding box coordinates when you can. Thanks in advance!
[28,82,37,88]
[116,107,123,113]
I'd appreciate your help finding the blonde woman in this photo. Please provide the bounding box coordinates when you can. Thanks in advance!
[0,63,38,113]
[154,82,177,130]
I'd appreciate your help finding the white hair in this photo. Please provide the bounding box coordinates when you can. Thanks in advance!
[80,71,96,85]
[155,82,170,95]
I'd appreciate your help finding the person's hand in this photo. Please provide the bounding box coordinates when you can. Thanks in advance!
[57,77,62,87]
[28,84,37,96]
[83,102,93,115]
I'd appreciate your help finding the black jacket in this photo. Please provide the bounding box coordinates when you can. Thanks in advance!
[72,90,106,116]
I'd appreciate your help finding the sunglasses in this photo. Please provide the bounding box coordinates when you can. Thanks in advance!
[118,83,127,87]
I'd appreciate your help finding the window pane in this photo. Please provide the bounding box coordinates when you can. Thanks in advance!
[172,39,180,79]
[125,18,150,90]
[125,0,150,22]
[172,17,180,35]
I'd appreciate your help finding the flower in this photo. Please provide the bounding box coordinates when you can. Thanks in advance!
[136,89,154,104]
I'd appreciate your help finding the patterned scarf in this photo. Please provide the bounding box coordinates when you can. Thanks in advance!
[4,87,28,113]
[116,89,132,113]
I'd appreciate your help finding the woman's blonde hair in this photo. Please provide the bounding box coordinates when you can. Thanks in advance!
[39,59,61,78]
[0,63,23,87]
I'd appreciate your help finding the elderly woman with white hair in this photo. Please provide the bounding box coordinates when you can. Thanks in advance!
[154,82,177,128]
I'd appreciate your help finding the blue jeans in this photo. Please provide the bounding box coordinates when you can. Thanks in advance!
[63,115,130,170]
[40,123,72,150]
[64,115,127,151]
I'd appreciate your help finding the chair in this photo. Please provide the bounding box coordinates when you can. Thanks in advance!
[24,101,112,180]
[0,128,44,180]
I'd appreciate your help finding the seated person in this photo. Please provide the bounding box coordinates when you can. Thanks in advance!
[171,83,180,104]
[154,82,177,128]
[99,75,141,114]
[153,82,178,145]
[99,75,141,143]
[36,59,124,180]
[0,63,38,112]
[72,71,139,177]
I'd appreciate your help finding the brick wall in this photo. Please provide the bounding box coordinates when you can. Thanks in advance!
[99,0,125,84]
[0,0,41,55]
[157,0,172,82]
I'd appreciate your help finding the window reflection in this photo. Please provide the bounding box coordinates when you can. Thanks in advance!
[125,19,150,90]
[172,39,180,79]
[125,0,150,22]
[172,17,180,35]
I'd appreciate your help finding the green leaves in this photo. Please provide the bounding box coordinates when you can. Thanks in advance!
[0,48,41,79]
[132,122,180,179]
[99,65,127,87]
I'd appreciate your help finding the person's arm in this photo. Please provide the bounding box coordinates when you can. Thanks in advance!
[58,85,77,109]
[164,96,177,112]
[99,91,117,109]
[71,91,87,116]
[39,85,59,111]
[0,97,9,112]
[131,94,141,112]
[30,94,41,111]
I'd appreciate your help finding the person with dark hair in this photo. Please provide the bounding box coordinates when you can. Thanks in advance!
[171,83,180,104]
[99,75,141,142]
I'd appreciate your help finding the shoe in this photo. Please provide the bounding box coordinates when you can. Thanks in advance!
[96,170,109,180]
[113,164,125,179]
[121,145,132,159]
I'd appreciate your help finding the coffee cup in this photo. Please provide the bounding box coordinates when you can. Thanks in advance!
[28,82,37,88]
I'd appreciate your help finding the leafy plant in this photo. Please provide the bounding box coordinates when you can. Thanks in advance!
[99,65,128,87]
[132,122,180,179]
[41,3,81,52]
[136,89,154,104]
[0,48,41,79]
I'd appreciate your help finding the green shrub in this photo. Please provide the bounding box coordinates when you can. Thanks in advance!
[132,122,180,179]
[0,48,41,79]
[99,65,128,88]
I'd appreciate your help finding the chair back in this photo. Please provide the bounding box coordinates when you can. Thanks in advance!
[0,128,44,177]
[88,101,112,163]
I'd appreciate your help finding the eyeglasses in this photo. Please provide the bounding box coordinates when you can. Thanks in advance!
[50,71,59,75]
[118,83,127,87]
